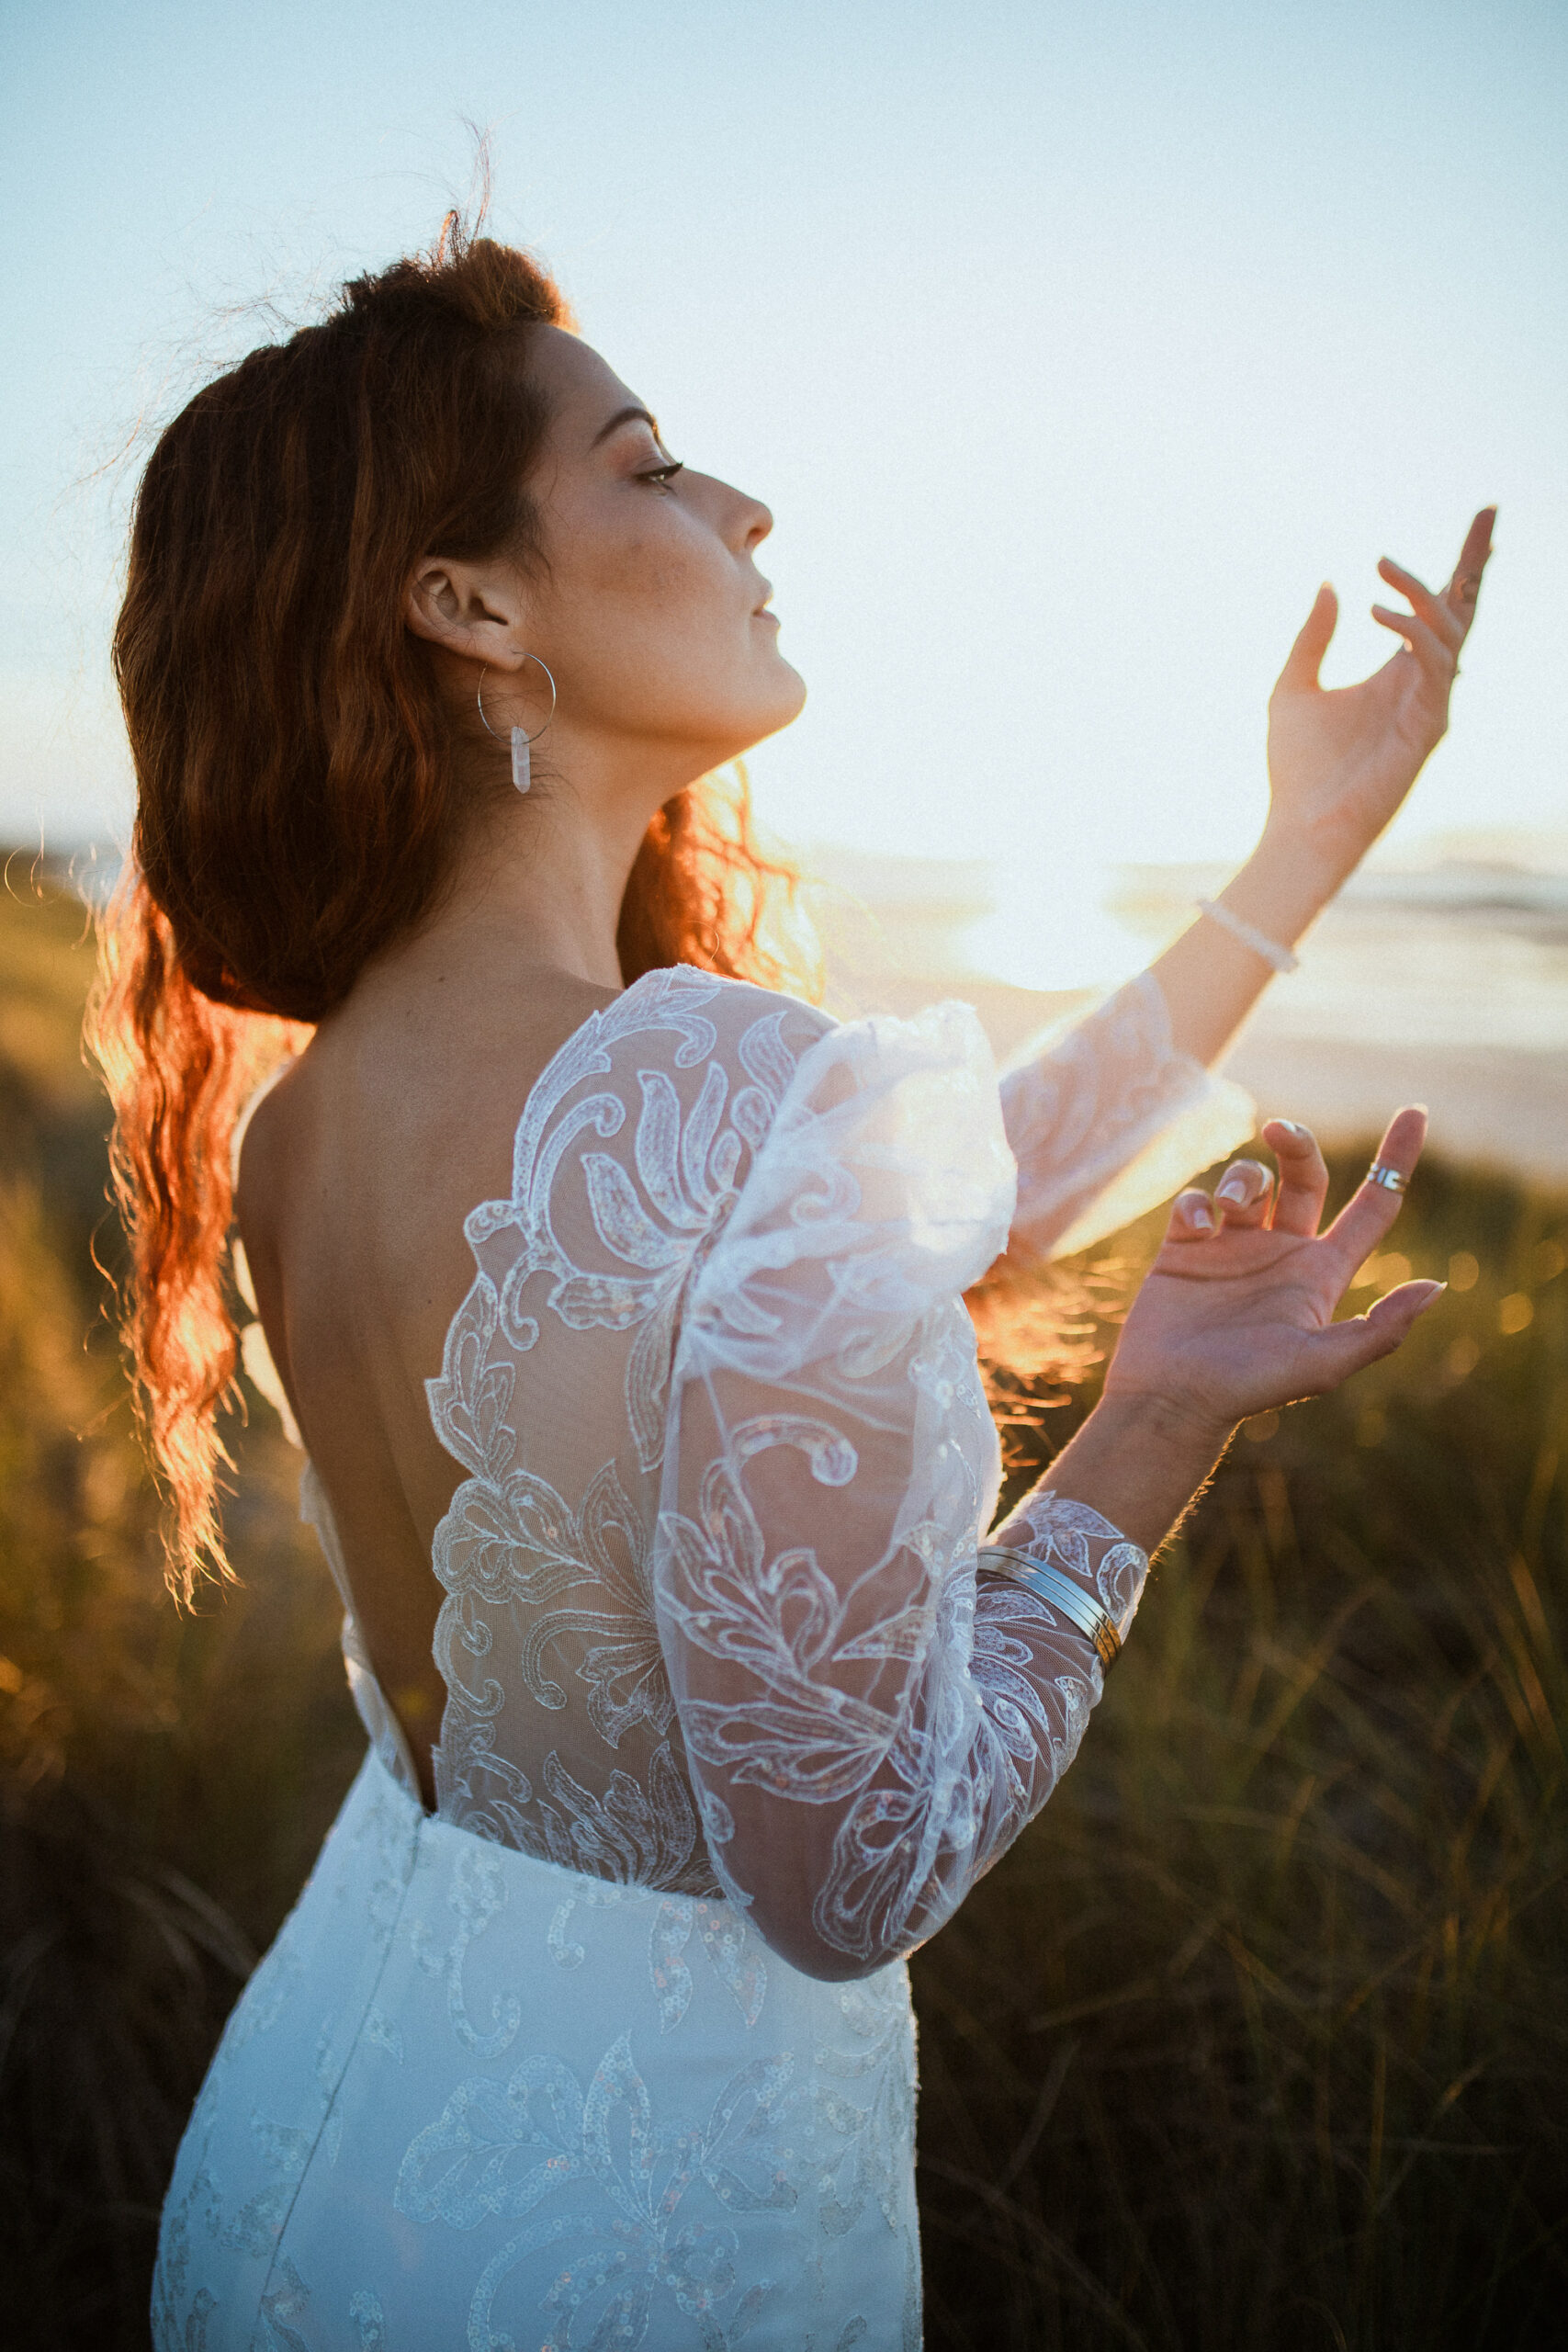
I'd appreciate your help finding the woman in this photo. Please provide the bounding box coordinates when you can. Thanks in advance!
[94,218,1490,2348]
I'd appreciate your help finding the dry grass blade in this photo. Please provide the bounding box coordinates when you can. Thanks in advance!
[0,868,1564,2346]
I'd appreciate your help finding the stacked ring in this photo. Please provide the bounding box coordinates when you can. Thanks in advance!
[1365,1161,1409,1194]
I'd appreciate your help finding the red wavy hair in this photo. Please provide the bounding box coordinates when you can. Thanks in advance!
[88,213,813,1600]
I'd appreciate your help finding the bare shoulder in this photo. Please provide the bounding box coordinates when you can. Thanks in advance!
[235,957,615,1387]
[242,960,614,1224]
[234,960,834,1424]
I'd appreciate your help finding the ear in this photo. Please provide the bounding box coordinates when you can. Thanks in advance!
[405,556,529,668]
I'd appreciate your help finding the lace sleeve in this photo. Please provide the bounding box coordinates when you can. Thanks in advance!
[999,970,1255,1261]
[654,999,1151,1981]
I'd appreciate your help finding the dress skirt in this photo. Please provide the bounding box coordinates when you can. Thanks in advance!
[152,1751,922,2350]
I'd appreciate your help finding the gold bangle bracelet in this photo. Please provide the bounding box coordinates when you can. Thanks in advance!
[977,1544,1122,1669]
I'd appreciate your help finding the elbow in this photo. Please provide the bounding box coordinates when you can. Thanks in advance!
[742,1889,912,1984]
[755,1923,903,1984]
[709,1799,936,1983]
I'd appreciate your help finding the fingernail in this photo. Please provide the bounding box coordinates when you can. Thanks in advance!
[1215,1176,1250,1204]
[1188,1200,1215,1232]
[1271,1119,1306,1138]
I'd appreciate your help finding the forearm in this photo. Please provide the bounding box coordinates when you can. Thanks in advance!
[915,1391,1240,1936]
[721,1398,1236,1979]
[1149,820,1350,1070]
[996,1391,1235,1561]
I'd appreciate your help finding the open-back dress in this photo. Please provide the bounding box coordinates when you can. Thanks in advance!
[152,964,1249,2351]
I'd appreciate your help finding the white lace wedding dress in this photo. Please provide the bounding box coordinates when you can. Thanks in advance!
[152,965,1250,2351]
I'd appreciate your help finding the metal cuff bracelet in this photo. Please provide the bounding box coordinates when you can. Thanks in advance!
[976,1544,1122,1668]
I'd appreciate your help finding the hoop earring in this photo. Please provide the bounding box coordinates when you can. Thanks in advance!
[477,656,558,796]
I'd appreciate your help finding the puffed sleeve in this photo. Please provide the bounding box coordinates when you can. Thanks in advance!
[653,1000,1153,1981]
[1000,970,1256,1261]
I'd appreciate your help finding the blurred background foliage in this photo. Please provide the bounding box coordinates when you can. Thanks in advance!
[0,865,1562,2347]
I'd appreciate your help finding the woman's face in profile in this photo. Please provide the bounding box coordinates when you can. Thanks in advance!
[516,325,806,764]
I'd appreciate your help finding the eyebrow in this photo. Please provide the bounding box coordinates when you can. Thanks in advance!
[590,403,660,449]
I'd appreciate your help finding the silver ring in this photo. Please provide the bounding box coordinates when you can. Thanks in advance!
[1365,1161,1408,1193]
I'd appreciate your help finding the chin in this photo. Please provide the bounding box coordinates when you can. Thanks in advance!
[768,654,807,722]
[751,685,807,747]
[677,660,807,765]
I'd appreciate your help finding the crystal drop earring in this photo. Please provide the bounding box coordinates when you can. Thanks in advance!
[476,657,558,796]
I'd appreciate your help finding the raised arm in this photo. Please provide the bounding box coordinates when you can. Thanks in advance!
[998,969,1255,1261]
[1150,506,1495,1067]
[998,508,1494,1264]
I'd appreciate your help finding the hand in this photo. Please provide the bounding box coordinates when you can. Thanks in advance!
[1264,507,1495,883]
[1103,1111,1445,1433]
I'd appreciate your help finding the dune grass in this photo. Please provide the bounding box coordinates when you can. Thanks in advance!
[921,1161,1568,2346]
[0,865,1563,2347]
[0,869,365,2339]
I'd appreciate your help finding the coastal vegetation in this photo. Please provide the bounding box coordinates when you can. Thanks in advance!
[1,865,1562,2347]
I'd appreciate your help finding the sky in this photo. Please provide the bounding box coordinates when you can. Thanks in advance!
[2,0,1564,984]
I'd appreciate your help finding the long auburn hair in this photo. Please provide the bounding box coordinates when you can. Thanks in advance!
[88,213,813,1601]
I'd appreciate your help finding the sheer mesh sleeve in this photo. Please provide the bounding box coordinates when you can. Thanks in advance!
[654,1001,1154,1980]
[379,965,1247,1974]
[1000,970,1256,1261]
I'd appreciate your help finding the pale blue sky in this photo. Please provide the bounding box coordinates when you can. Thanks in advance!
[2,0,1563,980]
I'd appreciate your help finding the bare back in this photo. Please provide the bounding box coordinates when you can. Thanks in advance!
[236,945,622,1804]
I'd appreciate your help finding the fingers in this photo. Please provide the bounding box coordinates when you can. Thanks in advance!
[1300,1277,1446,1390]
[1212,1158,1276,1228]
[1444,505,1496,628]
[1167,1156,1277,1242]
[1276,582,1337,694]
[1261,1117,1328,1236]
[1370,601,1459,680]
[1322,1104,1429,1276]
[1168,1187,1220,1240]
[1369,508,1495,678]
[1375,558,1464,655]
[1365,1277,1448,1342]
[1283,515,1492,706]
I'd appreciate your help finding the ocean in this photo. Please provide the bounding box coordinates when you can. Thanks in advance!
[805,836,1568,1184]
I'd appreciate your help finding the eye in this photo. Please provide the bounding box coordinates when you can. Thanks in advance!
[638,458,685,492]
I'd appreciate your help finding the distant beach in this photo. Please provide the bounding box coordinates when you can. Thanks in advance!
[21,831,1568,1187]
[805,831,1568,1185]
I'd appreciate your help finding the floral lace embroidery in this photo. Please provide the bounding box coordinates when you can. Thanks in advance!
[547,1878,769,2032]
[348,2289,387,2349]
[396,2030,816,2346]
[411,965,1203,1975]
[423,969,820,1877]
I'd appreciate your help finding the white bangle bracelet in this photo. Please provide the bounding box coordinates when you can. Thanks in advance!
[1194,898,1299,975]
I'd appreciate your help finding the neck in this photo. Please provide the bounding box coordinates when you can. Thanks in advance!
[418,727,717,989]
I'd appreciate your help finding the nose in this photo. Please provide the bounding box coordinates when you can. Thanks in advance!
[731,487,773,555]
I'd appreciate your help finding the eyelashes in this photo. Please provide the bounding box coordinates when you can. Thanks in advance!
[639,459,685,490]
